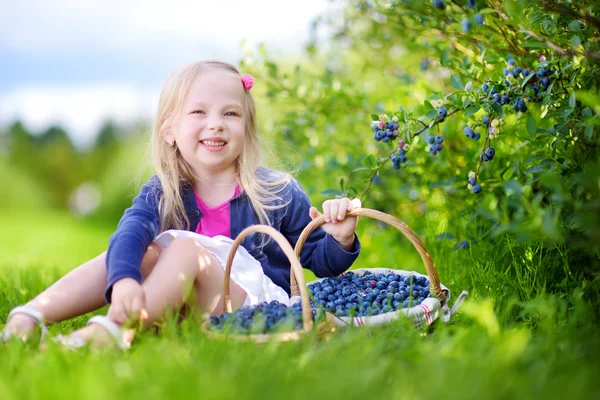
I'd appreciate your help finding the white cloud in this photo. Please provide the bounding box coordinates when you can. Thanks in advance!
[0,0,332,147]
[0,0,329,54]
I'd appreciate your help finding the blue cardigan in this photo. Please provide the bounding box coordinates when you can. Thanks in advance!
[104,168,361,303]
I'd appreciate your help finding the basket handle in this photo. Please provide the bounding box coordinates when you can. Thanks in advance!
[223,225,313,331]
[291,207,445,305]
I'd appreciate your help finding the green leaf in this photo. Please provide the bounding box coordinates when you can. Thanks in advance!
[569,20,581,30]
[423,100,434,111]
[504,180,522,197]
[450,74,464,91]
[362,155,378,170]
[425,110,439,119]
[569,92,576,108]
[492,103,503,115]
[371,114,379,121]
[521,41,546,49]
[521,72,535,89]
[464,105,480,117]
[526,116,537,138]
[572,35,581,48]
[502,168,514,181]
[503,0,520,18]
[585,124,594,141]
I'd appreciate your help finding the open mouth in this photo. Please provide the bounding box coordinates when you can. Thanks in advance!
[200,140,227,147]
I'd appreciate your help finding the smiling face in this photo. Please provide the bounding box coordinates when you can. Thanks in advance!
[166,67,246,179]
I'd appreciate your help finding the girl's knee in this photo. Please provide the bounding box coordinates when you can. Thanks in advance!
[164,238,217,269]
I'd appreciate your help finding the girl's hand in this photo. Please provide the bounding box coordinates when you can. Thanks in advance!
[309,197,362,251]
[108,278,148,326]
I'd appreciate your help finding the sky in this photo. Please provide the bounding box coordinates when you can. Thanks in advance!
[0,0,331,147]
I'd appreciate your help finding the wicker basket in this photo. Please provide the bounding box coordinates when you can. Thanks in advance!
[291,207,456,328]
[200,224,320,343]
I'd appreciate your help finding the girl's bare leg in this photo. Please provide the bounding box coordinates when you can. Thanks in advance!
[73,237,247,345]
[3,244,161,338]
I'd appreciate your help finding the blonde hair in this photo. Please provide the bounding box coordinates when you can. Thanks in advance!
[151,60,291,233]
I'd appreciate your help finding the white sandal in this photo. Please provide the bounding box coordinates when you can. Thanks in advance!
[1,306,48,343]
[54,315,130,350]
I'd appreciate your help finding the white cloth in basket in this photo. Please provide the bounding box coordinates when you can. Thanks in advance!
[154,230,290,307]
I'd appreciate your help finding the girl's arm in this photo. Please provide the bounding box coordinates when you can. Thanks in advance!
[281,179,361,277]
[104,175,162,303]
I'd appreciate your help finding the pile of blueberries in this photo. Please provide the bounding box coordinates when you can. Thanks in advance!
[209,271,431,334]
[308,271,430,317]
[208,300,308,335]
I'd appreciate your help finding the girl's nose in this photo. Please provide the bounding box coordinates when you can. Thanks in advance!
[207,114,224,131]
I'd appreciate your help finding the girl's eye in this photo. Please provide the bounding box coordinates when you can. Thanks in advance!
[225,111,240,117]
[192,110,205,114]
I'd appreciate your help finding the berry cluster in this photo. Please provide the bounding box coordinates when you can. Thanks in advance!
[308,271,430,317]
[463,127,481,140]
[481,147,495,162]
[433,0,484,32]
[371,115,400,143]
[390,140,409,168]
[428,135,444,156]
[467,171,482,193]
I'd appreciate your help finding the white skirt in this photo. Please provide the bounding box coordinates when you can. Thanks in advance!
[153,230,290,307]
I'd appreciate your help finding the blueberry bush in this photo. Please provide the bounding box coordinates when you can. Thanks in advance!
[241,0,600,304]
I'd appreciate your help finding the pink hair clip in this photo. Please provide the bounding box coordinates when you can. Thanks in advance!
[241,74,254,91]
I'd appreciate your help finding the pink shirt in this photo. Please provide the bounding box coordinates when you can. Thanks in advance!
[194,186,241,238]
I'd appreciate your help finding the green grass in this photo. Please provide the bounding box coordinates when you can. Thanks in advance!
[1,209,599,400]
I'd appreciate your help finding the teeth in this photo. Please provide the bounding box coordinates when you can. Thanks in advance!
[202,140,226,147]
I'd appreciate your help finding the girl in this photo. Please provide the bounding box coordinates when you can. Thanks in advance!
[2,60,361,348]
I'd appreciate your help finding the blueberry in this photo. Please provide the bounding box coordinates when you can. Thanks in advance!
[501,95,511,105]
[468,177,476,185]
[513,67,522,76]
[433,0,445,10]
[483,116,490,127]
[436,144,443,151]
[464,127,475,138]
[481,83,489,93]
[462,18,472,33]
[435,135,444,144]
[473,133,481,140]
[493,93,501,103]
[468,0,476,8]
[437,107,447,118]
[474,13,484,25]
[376,281,387,290]
[508,59,516,66]
[472,183,482,193]
[485,148,495,158]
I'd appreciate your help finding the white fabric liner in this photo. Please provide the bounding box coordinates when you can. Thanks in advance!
[154,230,290,307]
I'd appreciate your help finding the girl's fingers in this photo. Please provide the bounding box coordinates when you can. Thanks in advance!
[322,200,332,223]
[108,302,128,325]
[337,198,352,221]
[309,206,321,220]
